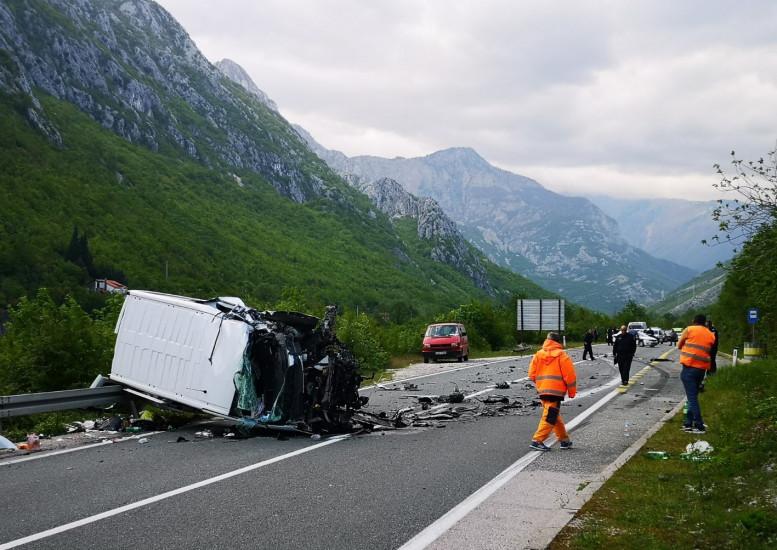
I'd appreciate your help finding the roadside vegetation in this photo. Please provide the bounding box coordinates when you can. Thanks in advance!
[552,147,777,548]
[551,358,777,549]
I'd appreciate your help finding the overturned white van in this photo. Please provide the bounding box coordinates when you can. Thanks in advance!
[110,291,367,433]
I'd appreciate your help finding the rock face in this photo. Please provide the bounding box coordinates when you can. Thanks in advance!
[298,132,697,312]
[214,58,278,112]
[358,178,492,293]
[0,0,329,203]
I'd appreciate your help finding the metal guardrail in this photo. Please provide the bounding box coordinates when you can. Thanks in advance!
[0,385,126,418]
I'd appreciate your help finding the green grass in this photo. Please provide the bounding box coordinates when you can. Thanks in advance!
[551,359,777,549]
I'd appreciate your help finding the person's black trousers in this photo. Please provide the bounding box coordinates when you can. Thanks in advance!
[583,343,594,360]
[618,355,633,384]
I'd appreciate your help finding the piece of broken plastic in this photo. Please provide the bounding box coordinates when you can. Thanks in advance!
[685,440,713,454]
[0,435,16,451]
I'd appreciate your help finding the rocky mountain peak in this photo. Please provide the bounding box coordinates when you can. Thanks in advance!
[356,177,492,293]
[0,0,330,203]
[215,58,278,111]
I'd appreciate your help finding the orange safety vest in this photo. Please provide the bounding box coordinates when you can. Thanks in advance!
[529,339,577,399]
[679,325,716,370]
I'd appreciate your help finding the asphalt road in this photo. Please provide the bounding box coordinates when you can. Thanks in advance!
[0,342,682,550]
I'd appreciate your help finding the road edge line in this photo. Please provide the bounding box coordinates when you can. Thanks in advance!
[0,435,348,550]
[397,382,622,550]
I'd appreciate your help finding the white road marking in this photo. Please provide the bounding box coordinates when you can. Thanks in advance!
[397,375,626,550]
[0,432,163,468]
[0,435,349,550]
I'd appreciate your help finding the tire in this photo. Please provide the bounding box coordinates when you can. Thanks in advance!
[463,354,469,362]
[423,355,429,364]
[458,354,464,363]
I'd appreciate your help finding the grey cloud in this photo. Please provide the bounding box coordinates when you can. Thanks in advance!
[157,0,777,198]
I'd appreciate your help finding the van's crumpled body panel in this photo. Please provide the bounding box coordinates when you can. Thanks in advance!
[110,291,366,432]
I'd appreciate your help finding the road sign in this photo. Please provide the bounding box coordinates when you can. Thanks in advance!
[747,308,759,325]
[517,299,565,331]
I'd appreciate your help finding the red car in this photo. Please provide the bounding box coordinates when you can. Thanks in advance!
[422,323,469,363]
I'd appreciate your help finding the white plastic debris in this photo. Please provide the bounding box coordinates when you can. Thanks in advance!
[0,435,16,451]
[685,440,714,454]
[137,438,149,444]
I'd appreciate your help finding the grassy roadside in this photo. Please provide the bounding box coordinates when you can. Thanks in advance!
[551,358,777,549]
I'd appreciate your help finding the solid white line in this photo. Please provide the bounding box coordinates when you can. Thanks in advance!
[0,432,163,468]
[360,357,523,391]
[397,378,623,550]
[0,435,348,550]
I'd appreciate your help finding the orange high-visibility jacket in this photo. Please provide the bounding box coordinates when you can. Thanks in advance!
[529,339,577,399]
[678,325,716,370]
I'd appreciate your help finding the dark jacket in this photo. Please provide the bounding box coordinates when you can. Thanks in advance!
[584,332,594,345]
[613,331,637,360]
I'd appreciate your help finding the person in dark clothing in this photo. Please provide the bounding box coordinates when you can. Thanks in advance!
[583,329,595,360]
[606,327,614,346]
[706,319,719,375]
[613,325,637,385]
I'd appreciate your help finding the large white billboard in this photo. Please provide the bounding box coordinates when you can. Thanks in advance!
[517,299,565,331]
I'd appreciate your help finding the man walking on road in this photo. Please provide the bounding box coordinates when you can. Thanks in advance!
[613,325,637,386]
[678,314,717,434]
[582,329,595,360]
[528,332,577,451]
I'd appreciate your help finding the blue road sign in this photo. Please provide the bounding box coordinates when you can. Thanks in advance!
[748,308,759,324]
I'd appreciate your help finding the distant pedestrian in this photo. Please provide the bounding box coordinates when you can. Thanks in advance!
[606,327,614,346]
[593,327,599,342]
[678,314,716,434]
[528,332,577,451]
[582,329,595,360]
[613,325,637,386]
[706,319,719,375]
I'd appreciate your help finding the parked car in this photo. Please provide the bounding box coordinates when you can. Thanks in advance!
[635,330,658,347]
[647,327,665,343]
[422,323,469,363]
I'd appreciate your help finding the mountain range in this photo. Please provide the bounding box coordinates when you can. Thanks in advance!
[589,196,735,272]
[0,0,547,315]
[296,130,698,312]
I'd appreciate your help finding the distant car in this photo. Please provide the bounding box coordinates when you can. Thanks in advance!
[647,327,665,343]
[422,323,469,363]
[628,321,648,332]
[664,328,678,344]
[635,330,658,347]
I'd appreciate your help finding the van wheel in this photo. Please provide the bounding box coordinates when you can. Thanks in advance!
[463,354,469,362]
[423,355,429,364]
[458,354,464,363]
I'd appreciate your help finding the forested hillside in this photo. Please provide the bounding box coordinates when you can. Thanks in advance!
[0,94,547,315]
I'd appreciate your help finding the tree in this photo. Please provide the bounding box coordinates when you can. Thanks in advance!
[711,148,777,249]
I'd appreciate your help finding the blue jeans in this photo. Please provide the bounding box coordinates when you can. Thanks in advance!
[681,366,706,428]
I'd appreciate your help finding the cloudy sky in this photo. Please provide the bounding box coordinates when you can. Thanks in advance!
[158,0,777,200]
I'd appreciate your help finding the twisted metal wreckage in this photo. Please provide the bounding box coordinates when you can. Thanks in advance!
[107,291,542,437]
[109,291,368,434]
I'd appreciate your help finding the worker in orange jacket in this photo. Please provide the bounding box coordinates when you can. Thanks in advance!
[677,314,717,434]
[528,332,577,451]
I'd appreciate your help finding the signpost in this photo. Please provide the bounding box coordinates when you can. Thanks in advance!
[517,299,565,343]
[745,307,762,358]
